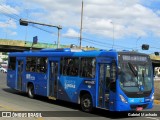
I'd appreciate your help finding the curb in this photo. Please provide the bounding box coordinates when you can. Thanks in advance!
[154,100,160,104]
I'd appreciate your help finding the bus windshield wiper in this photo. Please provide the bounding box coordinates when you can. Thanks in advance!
[128,62,138,77]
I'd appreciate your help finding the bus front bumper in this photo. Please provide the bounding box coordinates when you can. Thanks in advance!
[114,101,153,111]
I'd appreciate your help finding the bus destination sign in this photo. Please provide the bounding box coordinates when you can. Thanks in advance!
[122,55,147,62]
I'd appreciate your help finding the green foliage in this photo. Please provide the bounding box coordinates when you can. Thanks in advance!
[2,57,8,61]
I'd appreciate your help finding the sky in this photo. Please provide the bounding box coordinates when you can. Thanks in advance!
[0,0,160,54]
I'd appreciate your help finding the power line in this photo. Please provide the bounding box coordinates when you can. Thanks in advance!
[0,3,160,52]
[31,24,56,34]
[0,4,20,21]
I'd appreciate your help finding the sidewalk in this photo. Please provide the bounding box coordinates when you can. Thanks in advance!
[154,100,160,104]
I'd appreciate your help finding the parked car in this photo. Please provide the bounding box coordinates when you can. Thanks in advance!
[0,62,8,68]
[0,66,7,73]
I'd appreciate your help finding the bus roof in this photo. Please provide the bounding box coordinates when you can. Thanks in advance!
[118,51,149,56]
[8,48,118,58]
[9,48,148,58]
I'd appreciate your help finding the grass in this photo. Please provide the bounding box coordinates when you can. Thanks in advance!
[154,80,160,100]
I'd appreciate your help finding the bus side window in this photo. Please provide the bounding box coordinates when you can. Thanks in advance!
[60,58,63,75]
[80,58,96,78]
[106,65,110,91]
[8,57,16,70]
[36,57,47,73]
[110,61,117,92]
[62,58,70,75]
[67,58,79,76]
[62,58,78,76]
[26,57,36,72]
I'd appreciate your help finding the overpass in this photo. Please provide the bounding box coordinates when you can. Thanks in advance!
[150,54,160,67]
[0,39,160,64]
[0,39,97,52]
[0,39,70,52]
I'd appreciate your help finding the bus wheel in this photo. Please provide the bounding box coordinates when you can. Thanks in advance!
[80,94,93,112]
[28,84,34,98]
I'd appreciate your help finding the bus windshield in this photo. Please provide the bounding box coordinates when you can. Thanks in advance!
[118,54,153,93]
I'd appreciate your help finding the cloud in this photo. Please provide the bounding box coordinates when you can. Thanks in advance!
[9,31,17,36]
[4,29,17,36]
[0,4,19,15]
[20,0,160,39]
[2,0,160,40]
[0,19,17,29]
[63,28,79,38]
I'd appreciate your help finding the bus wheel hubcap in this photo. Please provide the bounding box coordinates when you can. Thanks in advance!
[29,90,31,95]
[83,99,90,108]
[29,88,33,96]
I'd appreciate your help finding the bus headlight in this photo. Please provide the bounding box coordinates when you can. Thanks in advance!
[151,93,154,101]
[119,94,127,103]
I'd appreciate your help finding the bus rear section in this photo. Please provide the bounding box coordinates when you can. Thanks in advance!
[7,57,17,89]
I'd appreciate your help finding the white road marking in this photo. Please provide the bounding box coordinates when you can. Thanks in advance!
[145,117,160,120]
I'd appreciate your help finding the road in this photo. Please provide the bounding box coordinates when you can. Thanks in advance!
[0,72,159,120]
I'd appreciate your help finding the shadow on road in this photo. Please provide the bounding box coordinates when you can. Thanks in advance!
[3,88,137,119]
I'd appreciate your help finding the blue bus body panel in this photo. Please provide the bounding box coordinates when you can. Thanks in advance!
[58,76,96,104]
[7,70,16,89]
[24,72,48,96]
[58,76,81,102]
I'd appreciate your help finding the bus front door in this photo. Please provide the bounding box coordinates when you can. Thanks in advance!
[98,64,110,109]
[17,60,23,91]
[49,61,58,99]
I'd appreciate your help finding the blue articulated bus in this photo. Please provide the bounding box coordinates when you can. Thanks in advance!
[7,48,154,112]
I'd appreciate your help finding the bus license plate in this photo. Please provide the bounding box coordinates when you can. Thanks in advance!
[136,107,143,111]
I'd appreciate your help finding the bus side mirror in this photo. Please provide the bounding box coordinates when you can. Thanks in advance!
[155,52,159,56]
[118,66,121,75]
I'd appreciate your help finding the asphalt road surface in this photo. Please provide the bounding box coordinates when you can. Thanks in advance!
[0,72,159,120]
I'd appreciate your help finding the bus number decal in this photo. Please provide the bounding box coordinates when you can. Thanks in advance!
[9,74,13,78]
[26,74,35,80]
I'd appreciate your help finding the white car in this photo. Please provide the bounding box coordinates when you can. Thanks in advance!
[0,66,7,73]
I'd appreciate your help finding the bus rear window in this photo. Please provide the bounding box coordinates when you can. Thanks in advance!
[8,57,16,70]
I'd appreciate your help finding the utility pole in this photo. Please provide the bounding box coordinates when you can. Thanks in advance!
[25,9,28,41]
[80,0,83,49]
[57,25,61,48]
[19,19,62,48]
[136,36,141,51]
[111,22,114,49]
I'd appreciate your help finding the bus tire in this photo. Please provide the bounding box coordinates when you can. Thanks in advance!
[28,84,34,98]
[80,94,93,112]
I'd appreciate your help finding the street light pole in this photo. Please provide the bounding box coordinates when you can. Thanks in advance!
[57,26,61,48]
[111,22,114,49]
[19,19,62,48]
[136,36,141,51]
[80,0,84,49]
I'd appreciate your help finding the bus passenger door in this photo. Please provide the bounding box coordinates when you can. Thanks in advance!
[98,64,110,109]
[17,60,23,91]
[49,61,59,99]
